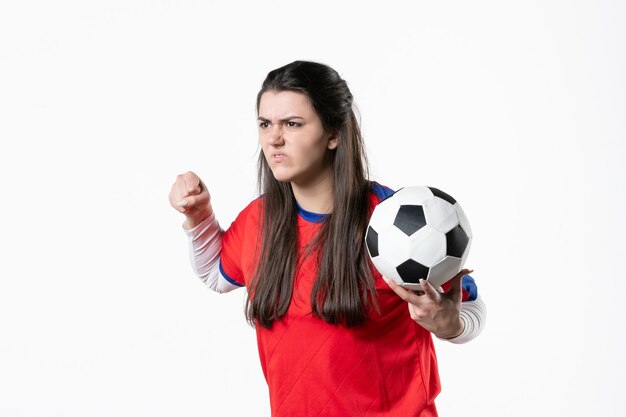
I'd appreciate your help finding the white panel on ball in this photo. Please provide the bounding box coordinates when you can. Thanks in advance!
[454,203,473,238]
[371,256,402,283]
[409,225,446,267]
[377,225,412,266]
[427,256,463,289]
[423,197,459,234]
[368,199,401,233]
[391,186,434,205]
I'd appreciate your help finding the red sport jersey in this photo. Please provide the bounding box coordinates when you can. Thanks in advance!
[218,182,476,417]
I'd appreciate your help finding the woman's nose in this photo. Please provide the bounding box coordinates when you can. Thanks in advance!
[268,125,285,145]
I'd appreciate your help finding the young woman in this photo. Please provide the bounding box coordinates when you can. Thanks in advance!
[169,60,486,417]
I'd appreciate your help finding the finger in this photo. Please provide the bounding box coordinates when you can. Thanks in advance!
[447,273,463,301]
[446,268,472,301]
[459,268,474,277]
[175,174,193,200]
[408,303,424,321]
[183,172,203,196]
[419,279,441,303]
[172,176,189,205]
[169,191,187,213]
[457,268,473,284]
[178,189,210,210]
[169,183,189,213]
[174,173,208,208]
[174,172,201,199]
[170,173,201,212]
[382,276,423,305]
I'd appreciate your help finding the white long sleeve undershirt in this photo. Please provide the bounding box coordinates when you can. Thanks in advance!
[183,213,241,294]
[183,213,486,343]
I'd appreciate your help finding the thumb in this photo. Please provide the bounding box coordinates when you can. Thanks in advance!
[178,189,210,210]
[448,269,474,303]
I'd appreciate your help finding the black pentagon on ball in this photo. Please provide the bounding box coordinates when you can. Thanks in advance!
[396,259,430,284]
[446,225,469,257]
[393,205,426,236]
[428,187,457,205]
[365,226,379,257]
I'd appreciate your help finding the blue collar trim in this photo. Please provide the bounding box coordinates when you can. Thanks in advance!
[296,201,328,223]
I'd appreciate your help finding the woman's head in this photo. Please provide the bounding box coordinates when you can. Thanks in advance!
[257,90,338,187]
[255,61,367,192]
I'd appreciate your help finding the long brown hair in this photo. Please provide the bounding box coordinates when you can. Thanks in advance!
[246,60,377,329]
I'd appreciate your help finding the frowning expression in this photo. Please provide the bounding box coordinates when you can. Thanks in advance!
[258,90,338,186]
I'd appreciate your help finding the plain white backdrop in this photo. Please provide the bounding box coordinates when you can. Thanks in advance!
[1,1,625,416]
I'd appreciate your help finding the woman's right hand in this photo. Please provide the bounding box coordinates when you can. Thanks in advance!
[169,171,213,229]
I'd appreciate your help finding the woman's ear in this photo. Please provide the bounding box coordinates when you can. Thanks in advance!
[327,130,339,150]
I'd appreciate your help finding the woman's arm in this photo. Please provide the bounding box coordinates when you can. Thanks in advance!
[183,211,241,293]
[170,171,241,293]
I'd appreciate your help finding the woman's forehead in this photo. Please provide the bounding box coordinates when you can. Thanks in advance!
[258,90,314,119]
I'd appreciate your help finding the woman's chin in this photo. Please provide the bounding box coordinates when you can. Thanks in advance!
[270,169,294,183]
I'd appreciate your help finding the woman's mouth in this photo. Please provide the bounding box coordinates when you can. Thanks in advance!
[272,152,287,162]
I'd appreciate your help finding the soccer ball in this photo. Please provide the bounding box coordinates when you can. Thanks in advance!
[365,186,472,290]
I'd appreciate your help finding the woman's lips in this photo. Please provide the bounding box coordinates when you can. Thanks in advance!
[272,153,287,162]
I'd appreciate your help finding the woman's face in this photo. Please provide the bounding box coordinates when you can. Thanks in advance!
[258,90,338,186]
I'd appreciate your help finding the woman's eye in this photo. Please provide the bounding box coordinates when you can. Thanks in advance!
[287,121,300,127]
[259,122,269,128]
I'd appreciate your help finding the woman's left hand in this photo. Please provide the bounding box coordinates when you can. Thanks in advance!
[383,268,473,339]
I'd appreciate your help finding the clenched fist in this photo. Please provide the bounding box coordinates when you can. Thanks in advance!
[169,171,213,229]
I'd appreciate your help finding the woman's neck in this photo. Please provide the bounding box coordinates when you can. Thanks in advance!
[291,168,333,214]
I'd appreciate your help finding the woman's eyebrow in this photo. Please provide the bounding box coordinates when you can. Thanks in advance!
[257,115,305,122]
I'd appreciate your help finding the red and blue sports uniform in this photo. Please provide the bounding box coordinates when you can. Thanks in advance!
[185,181,484,417]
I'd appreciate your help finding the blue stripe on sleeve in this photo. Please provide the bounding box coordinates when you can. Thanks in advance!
[461,274,478,301]
[371,181,395,201]
[219,261,245,287]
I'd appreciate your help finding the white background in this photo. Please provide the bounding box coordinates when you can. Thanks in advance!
[1,1,625,416]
